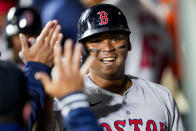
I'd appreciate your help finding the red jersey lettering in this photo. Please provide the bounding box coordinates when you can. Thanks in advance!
[100,123,112,131]
[114,120,126,131]
[160,122,167,131]
[146,120,157,131]
[129,119,143,131]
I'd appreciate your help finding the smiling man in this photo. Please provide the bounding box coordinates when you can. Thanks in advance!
[85,32,129,77]
[77,4,185,131]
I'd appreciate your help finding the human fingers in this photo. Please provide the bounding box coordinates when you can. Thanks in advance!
[19,33,29,52]
[35,72,52,93]
[28,37,36,47]
[37,20,56,43]
[72,43,82,72]
[44,21,58,46]
[50,25,62,47]
[63,39,73,69]
[55,33,63,47]
[80,55,96,77]
[54,42,63,73]
[51,33,63,60]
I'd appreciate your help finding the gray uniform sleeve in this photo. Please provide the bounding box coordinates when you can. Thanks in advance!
[169,93,186,131]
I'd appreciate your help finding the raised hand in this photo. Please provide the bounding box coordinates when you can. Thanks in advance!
[35,39,95,98]
[19,20,63,67]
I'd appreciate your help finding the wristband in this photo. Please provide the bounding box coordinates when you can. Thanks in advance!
[59,93,89,116]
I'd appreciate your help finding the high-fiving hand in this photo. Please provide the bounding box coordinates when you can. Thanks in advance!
[35,39,95,98]
[19,20,63,67]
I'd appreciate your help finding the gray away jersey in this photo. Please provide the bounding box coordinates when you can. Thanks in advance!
[84,75,185,131]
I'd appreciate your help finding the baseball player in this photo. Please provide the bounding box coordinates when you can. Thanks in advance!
[4,6,42,66]
[80,0,188,116]
[77,4,185,131]
[0,60,30,131]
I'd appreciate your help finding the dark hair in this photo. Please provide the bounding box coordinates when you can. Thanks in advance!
[0,60,29,120]
[5,6,42,48]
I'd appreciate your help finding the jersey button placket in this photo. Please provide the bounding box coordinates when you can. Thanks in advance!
[122,100,127,105]
[122,95,131,117]
[126,110,131,115]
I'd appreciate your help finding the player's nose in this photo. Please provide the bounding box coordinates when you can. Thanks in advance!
[100,39,115,52]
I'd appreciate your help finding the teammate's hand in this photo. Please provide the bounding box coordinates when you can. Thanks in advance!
[35,39,95,98]
[19,20,63,67]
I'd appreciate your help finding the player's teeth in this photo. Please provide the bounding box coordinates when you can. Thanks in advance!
[102,58,115,61]
[104,61,110,64]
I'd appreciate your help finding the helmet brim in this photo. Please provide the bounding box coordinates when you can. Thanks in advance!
[78,25,130,42]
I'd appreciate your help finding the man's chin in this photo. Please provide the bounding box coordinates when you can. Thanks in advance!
[99,71,124,80]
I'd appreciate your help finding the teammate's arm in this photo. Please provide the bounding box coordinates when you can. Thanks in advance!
[35,39,102,131]
[20,20,63,130]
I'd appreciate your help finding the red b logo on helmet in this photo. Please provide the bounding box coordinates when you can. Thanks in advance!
[97,11,109,25]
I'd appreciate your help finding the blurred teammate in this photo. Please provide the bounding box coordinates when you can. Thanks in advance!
[0,60,30,131]
[0,0,18,60]
[5,6,42,66]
